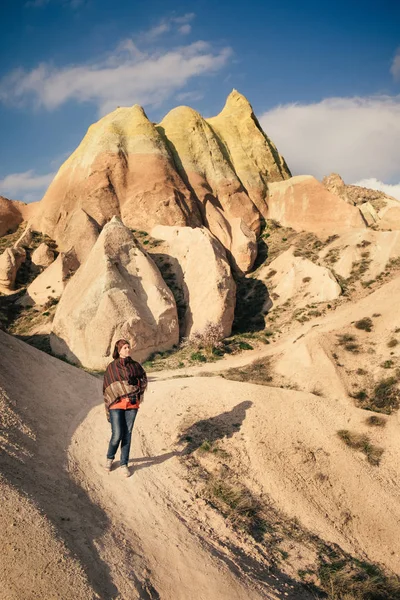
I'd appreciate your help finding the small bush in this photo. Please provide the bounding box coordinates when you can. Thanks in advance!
[302,276,312,283]
[387,338,398,348]
[371,377,400,414]
[184,321,225,358]
[199,440,212,452]
[337,430,384,465]
[338,333,356,344]
[354,317,373,332]
[356,368,367,375]
[381,360,394,369]
[238,341,253,351]
[365,415,386,427]
[191,351,207,362]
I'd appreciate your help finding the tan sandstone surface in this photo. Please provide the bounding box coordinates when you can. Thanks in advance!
[267,176,366,232]
[2,264,400,599]
[51,217,179,369]
[258,247,341,310]
[151,225,236,338]
[0,196,25,237]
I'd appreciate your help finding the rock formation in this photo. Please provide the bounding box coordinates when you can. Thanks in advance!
[322,172,400,230]
[27,249,79,306]
[207,90,291,214]
[50,217,179,369]
[151,225,236,339]
[0,196,24,237]
[31,243,55,268]
[28,91,291,273]
[267,175,366,232]
[322,173,351,204]
[0,247,26,293]
[259,248,341,309]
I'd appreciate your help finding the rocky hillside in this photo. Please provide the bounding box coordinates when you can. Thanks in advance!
[27,90,291,274]
[2,89,400,599]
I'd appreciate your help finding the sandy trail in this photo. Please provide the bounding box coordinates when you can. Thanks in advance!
[71,393,305,599]
[2,273,400,599]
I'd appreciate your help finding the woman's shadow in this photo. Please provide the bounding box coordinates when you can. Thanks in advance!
[130,401,252,471]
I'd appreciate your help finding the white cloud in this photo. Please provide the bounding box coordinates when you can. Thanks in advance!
[353,178,400,201]
[260,95,400,184]
[179,24,192,35]
[391,48,400,80]
[176,90,204,102]
[0,39,231,116]
[0,170,55,202]
[138,13,195,42]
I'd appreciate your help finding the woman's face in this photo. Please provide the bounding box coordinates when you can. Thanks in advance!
[119,343,130,358]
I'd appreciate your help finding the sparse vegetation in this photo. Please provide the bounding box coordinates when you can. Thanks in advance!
[381,360,394,369]
[221,357,272,386]
[354,317,373,332]
[387,338,398,348]
[337,430,384,465]
[190,351,207,362]
[317,556,400,600]
[370,377,400,414]
[337,333,360,353]
[365,415,386,428]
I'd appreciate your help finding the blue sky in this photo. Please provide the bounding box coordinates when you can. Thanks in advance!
[0,0,399,201]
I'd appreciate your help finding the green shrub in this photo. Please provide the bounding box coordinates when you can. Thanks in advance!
[191,351,207,362]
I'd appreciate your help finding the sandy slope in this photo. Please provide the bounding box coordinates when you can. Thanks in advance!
[2,272,400,598]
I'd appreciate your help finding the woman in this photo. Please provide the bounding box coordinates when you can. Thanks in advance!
[103,339,147,477]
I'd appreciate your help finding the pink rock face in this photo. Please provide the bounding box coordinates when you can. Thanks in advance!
[0,196,24,237]
[267,176,366,233]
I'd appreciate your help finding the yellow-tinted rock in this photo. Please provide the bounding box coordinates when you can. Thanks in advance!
[207,90,291,215]
[158,105,259,272]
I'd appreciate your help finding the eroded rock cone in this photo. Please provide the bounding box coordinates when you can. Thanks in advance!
[0,196,24,237]
[28,91,290,274]
[151,225,236,339]
[0,247,26,293]
[207,90,291,215]
[50,217,179,369]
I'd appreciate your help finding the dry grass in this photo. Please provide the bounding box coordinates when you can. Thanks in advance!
[365,415,387,428]
[337,430,384,465]
[318,559,400,600]
[220,358,273,386]
[337,334,361,353]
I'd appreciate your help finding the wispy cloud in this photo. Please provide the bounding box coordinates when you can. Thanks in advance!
[353,178,400,201]
[0,36,231,116]
[138,13,195,42]
[260,95,400,184]
[391,47,400,80]
[0,170,55,202]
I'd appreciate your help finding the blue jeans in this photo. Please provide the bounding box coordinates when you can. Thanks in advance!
[107,409,138,466]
